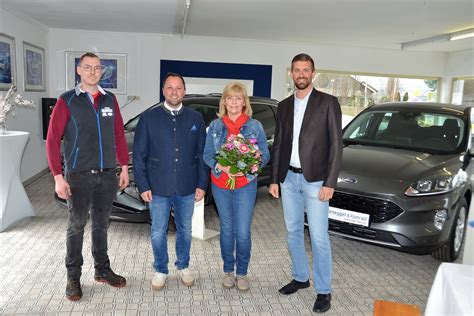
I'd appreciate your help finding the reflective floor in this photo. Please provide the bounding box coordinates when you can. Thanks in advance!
[0,174,457,315]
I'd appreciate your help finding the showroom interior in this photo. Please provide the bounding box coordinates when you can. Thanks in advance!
[0,0,473,315]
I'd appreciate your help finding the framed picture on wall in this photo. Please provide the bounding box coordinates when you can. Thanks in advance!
[65,51,127,94]
[23,41,46,91]
[0,33,16,90]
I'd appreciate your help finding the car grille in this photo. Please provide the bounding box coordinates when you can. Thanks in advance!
[330,191,404,223]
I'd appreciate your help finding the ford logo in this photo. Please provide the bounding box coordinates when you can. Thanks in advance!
[341,177,358,184]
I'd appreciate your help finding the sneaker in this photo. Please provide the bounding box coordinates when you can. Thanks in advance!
[178,268,194,287]
[236,275,250,292]
[222,272,235,289]
[151,272,167,290]
[65,278,82,301]
[94,268,126,287]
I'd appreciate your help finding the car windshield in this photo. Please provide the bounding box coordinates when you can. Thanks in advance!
[343,110,466,154]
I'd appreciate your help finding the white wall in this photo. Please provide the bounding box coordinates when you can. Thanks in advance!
[446,50,474,77]
[438,49,474,103]
[0,7,49,181]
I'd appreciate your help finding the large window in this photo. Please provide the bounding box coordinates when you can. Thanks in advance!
[451,77,474,106]
[286,70,440,118]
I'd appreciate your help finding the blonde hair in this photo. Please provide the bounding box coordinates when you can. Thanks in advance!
[218,82,253,118]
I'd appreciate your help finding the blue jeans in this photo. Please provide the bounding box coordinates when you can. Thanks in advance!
[280,171,332,294]
[212,180,257,276]
[150,193,195,274]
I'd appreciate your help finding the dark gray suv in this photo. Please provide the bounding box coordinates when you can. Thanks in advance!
[332,102,471,262]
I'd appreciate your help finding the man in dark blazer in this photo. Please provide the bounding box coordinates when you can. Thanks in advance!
[133,72,208,290]
[269,54,343,313]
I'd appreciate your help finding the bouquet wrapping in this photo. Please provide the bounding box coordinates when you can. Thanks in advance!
[216,133,263,189]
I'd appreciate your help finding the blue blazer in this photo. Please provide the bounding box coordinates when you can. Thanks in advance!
[133,106,208,196]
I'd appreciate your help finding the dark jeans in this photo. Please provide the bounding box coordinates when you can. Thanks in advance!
[65,169,118,279]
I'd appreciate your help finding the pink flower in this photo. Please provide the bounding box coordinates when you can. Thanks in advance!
[239,144,250,153]
[254,151,261,158]
[248,138,257,144]
[227,134,236,142]
[226,143,235,150]
[251,165,259,173]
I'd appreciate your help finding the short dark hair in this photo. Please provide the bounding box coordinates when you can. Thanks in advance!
[291,53,315,71]
[79,52,100,64]
[163,72,186,90]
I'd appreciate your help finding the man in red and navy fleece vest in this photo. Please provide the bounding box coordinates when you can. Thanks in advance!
[133,73,208,290]
[46,52,129,301]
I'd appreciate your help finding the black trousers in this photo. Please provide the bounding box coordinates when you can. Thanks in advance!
[65,169,118,279]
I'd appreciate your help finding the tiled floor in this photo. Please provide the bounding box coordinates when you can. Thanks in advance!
[0,174,454,315]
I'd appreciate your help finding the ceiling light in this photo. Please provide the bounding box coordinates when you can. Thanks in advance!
[401,28,474,49]
[180,0,191,38]
[450,28,474,41]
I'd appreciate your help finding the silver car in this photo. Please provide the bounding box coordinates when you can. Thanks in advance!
[331,102,471,262]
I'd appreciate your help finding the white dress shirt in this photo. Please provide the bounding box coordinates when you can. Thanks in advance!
[163,101,183,114]
[289,92,310,168]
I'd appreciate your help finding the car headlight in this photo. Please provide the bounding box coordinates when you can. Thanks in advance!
[404,176,453,196]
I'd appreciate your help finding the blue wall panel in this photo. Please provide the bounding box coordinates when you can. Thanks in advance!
[160,60,272,100]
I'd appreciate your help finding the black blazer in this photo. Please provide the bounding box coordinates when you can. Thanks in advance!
[270,88,343,188]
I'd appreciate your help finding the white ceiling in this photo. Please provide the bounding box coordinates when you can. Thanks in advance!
[2,0,473,52]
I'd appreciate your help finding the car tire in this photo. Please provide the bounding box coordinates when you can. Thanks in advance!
[431,198,468,262]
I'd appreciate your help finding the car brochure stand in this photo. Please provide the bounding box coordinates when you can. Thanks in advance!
[191,198,219,240]
[0,131,35,232]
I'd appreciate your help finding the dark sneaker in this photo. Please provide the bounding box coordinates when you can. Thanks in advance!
[94,268,126,287]
[65,279,82,301]
[278,279,310,295]
[313,293,331,313]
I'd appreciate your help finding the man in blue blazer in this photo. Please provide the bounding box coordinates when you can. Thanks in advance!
[133,72,208,290]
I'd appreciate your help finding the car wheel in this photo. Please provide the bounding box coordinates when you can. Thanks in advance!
[431,198,468,262]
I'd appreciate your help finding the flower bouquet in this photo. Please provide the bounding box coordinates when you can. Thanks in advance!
[216,133,263,189]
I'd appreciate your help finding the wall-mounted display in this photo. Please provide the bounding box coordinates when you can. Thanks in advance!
[0,33,16,90]
[65,51,127,94]
[23,41,45,91]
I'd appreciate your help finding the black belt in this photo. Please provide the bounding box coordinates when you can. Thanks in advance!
[74,168,115,175]
[288,165,303,173]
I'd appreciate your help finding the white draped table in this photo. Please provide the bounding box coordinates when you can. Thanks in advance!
[0,131,35,232]
[425,263,474,316]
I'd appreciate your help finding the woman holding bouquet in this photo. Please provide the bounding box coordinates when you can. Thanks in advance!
[203,82,270,291]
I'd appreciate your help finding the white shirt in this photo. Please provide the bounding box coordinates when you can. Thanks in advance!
[289,92,310,168]
[163,101,183,114]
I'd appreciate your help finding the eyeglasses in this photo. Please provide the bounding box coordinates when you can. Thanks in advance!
[81,64,103,73]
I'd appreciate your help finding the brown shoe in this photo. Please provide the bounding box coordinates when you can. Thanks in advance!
[94,268,126,287]
[65,279,82,301]
[236,275,250,292]
[222,272,235,289]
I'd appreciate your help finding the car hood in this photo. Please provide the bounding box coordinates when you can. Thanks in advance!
[337,145,462,195]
